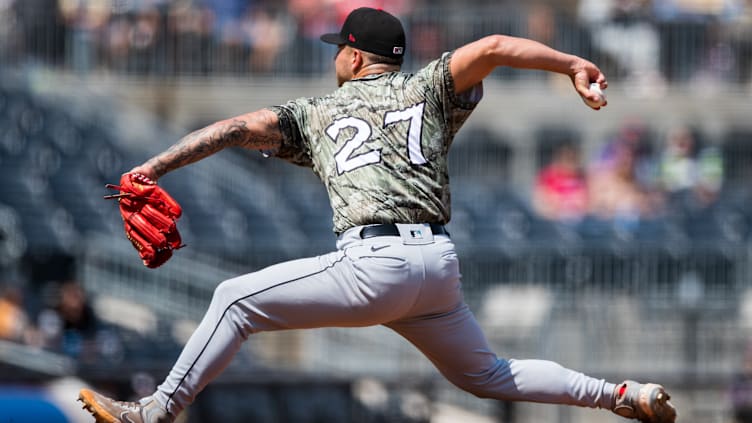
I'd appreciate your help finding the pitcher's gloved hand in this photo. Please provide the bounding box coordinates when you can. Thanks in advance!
[105,172,184,268]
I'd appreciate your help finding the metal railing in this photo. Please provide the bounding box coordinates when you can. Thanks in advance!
[77,230,752,375]
[78,233,237,322]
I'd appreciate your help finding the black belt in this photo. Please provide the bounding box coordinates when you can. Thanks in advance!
[359,223,449,239]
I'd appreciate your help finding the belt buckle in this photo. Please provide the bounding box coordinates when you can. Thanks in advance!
[395,223,434,245]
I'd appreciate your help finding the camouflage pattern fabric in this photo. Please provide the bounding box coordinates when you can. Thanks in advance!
[269,52,483,234]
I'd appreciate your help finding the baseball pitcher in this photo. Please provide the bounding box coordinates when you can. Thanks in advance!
[80,7,676,423]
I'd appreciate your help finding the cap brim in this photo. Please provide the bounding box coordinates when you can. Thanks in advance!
[320,33,345,45]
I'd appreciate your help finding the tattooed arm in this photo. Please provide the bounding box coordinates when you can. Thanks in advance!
[130,109,282,180]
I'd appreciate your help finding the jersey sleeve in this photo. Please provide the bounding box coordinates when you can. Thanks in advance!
[416,51,484,139]
[265,102,314,168]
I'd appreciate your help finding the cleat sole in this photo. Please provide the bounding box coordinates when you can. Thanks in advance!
[78,389,119,423]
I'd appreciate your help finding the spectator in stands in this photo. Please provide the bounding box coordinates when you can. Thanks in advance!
[533,141,589,223]
[58,0,111,73]
[659,126,701,193]
[410,17,446,64]
[658,125,724,210]
[0,1,17,58]
[127,4,164,74]
[104,7,131,71]
[57,280,97,337]
[14,0,65,63]
[37,280,98,358]
[588,121,664,228]
[242,5,289,74]
[653,0,742,22]
[652,0,743,82]
[287,0,337,72]
[725,0,752,84]
[208,0,253,73]
[578,0,665,93]
[166,0,214,74]
[527,3,556,46]
[0,284,31,343]
[208,0,249,43]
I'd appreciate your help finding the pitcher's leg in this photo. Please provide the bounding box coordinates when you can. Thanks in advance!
[387,304,615,409]
[154,251,351,416]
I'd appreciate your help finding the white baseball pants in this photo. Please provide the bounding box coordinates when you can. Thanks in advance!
[153,224,615,416]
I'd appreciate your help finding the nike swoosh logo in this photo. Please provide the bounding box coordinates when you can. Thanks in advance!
[370,245,389,252]
[120,412,137,423]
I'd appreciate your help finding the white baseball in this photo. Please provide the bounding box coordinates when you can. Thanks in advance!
[584,82,606,108]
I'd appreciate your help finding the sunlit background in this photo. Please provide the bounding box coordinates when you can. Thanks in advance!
[0,0,751,422]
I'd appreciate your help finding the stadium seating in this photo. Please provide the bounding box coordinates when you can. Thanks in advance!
[0,67,750,422]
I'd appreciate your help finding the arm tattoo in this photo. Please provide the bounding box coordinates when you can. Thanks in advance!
[237,110,281,150]
[144,111,280,178]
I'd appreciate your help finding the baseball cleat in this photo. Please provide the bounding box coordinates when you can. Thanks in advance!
[78,388,174,423]
[612,380,677,423]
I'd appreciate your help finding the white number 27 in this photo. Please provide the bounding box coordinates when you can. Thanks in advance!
[327,102,426,175]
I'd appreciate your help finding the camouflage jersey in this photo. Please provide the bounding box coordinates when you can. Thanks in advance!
[268,51,483,234]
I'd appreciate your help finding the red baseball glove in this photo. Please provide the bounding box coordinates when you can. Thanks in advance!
[105,172,184,268]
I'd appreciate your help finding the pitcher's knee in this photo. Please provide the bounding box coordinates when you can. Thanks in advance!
[447,358,516,400]
[208,278,260,337]
[211,277,244,308]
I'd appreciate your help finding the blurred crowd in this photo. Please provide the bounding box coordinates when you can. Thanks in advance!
[0,0,416,75]
[577,0,752,86]
[532,118,725,234]
[0,277,126,364]
[0,0,750,82]
[0,3,750,421]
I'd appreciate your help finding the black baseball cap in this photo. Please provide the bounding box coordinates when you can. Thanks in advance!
[320,7,406,59]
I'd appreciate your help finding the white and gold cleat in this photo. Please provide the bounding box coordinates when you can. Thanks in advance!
[612,380,677,423]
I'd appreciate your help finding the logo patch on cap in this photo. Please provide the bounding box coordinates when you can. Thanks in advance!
[393,46,404,55]
[348,33,356,42]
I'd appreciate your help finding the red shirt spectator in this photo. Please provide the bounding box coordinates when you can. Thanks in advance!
[533,143,588,222]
